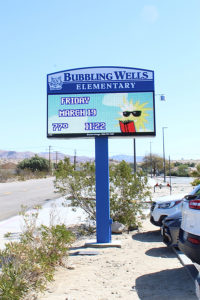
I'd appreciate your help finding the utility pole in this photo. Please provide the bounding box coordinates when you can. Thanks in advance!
[74,149,77,170]
[150,141,153,178]
[49,145,51,174]
[56,151,58,164]
[162,127,167,182]
[133,139,136,173]
[169,155,172,194]
[55,151,58,167]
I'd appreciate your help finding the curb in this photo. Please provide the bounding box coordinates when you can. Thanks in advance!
[174,248,200,299]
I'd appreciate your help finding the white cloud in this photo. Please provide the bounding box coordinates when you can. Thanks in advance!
[141,5,159,23]
[102,93,128,107]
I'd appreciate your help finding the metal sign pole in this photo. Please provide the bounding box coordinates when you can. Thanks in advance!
[95,136,112,243]
[133,138,136,173]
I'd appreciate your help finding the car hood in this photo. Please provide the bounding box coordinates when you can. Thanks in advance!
[154,193,185,204]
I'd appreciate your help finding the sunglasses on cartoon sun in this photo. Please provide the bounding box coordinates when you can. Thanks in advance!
[123,110,142,117]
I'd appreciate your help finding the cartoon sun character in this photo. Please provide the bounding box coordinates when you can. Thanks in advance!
[118,96,152,133]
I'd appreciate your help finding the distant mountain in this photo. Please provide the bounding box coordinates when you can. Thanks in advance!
[0,150,93,163]
[0,150,143,163]
[0,150,34,160]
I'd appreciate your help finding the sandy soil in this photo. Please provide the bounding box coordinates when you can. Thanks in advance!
[37,179,197,300]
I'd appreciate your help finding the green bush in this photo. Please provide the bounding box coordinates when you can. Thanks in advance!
[54,159,151,229]
[191,178,200,186]
[54,158,96,221]
[190,164,200,186]
[109,161,151,228]
[17,155,50,173]
[0,207,75,300]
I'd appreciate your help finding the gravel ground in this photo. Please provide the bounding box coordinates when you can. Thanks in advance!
[37,219,197,300]
[37,178,198,300]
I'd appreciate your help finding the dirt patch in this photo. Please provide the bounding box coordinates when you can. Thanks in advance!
[37,219,197,300]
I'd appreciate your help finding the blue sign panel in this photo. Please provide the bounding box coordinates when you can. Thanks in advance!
[47,66,155,138]
[47,66,154,94]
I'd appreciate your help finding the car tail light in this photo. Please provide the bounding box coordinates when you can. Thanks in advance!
[189,199,200,210]
[188,237,200,245]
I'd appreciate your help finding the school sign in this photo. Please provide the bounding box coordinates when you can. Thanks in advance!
[47,66,155,138]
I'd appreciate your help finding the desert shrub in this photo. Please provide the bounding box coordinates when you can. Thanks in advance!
[0,170,14,183]
[54,159,151,228]
[0,206,74,300]
[109,160,151,228]
[17,155,50,173]
[167,164,190,177]
[191,164,200,186]
[18,169,48,181]
[54,158,96,221]
[191,178,200,186]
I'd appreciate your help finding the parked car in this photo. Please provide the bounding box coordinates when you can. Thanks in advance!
[150,194,184,226]
[161,211,182,248]
[179,187,200,264]
[150,184,200,227]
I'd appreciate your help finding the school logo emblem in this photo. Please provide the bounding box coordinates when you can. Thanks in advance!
[49,76,63,90]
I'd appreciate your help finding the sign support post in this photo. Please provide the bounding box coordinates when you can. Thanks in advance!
[95,136,112,243]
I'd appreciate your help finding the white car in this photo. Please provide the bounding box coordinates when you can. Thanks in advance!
[150,184,200,227]
[178,184,200,265]
[150,194,184,226]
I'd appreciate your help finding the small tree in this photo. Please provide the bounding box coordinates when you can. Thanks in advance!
[17,155,50,173]
[141,154,165,176]
[54,159,151,228]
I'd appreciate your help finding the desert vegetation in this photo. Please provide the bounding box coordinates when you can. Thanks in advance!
[54,158,151,229]
[191,163,200,186]
[0,206,74,300]
[140,154,198,178]
[0,155,51,182]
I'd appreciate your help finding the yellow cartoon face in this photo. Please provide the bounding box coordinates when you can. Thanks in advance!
[117,96,152,133]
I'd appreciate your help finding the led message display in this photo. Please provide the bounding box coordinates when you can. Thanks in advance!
[47,67,155,138]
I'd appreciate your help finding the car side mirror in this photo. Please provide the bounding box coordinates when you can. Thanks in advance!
[184,194,197,200]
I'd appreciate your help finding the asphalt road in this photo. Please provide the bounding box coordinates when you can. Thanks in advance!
[0,177,60,221]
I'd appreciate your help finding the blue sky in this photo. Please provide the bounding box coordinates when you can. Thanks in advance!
[0,0,200,160]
